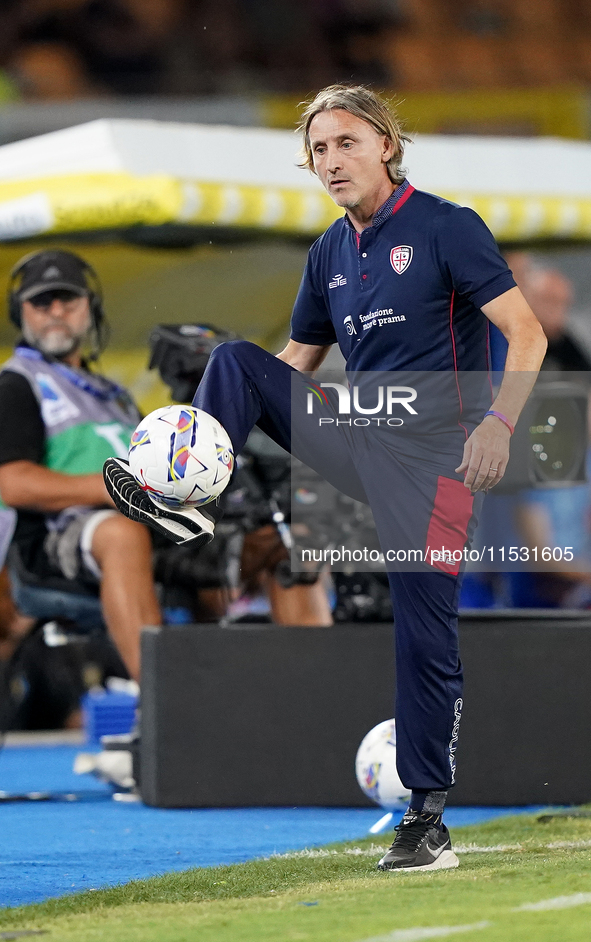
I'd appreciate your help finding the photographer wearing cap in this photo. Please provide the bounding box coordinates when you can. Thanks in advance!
[0,249,161,681]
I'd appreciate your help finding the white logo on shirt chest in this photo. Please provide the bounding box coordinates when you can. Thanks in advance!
[329,273,347,288]
[390,245,413,274]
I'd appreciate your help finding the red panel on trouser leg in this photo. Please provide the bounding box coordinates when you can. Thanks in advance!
[425,476,474,575]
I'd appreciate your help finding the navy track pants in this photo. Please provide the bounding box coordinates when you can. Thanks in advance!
[193,340,478,790]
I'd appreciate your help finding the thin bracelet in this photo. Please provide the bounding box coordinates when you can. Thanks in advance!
[484,410,514,435]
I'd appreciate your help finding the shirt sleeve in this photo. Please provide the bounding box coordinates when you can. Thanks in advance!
[290,252,337,346]
[0,371,45,466]
[436,206,517,310]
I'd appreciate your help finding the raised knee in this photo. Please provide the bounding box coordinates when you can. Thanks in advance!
[210,339,262,365]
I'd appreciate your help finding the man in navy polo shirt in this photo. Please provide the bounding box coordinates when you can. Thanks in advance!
[105,85,547,871]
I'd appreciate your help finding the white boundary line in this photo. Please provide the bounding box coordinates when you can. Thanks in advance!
[356,894,591,942]
[360,922,491,942]
[514,893,591,912]
[268,838,591,861]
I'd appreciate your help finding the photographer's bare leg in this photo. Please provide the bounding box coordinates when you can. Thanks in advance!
[268,578,332,626]
[241,525,333,627]
[91,515,161,682]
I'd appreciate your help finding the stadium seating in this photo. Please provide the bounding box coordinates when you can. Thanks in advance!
[382,0,591,90]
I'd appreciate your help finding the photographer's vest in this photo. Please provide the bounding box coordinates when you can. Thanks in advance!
[2,347,139,475]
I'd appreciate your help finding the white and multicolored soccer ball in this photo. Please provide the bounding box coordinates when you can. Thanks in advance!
[355,719,411,809]
[128,405,234,508]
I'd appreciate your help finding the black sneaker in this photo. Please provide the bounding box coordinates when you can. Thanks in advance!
[103,457,216,546]
[377,811,459,872]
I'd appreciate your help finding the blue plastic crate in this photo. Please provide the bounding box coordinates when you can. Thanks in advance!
[82,688,138,744]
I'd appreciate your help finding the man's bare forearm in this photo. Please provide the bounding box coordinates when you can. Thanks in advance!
[458,288,547,492]
[0,460,113,513]
[489,323,548,427]
[481,286,548,429]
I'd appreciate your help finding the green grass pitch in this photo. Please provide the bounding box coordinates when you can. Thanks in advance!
[1,811,591,941]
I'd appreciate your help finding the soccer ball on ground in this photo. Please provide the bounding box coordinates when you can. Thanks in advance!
[128,405,234,508]
[355,718,411,809]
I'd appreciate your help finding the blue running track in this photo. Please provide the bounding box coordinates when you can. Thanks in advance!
[0,741,543,908]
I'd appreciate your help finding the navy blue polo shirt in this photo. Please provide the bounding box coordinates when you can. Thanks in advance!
[290,181,516,373]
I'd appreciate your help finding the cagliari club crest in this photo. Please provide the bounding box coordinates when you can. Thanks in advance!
[390,245,413,275]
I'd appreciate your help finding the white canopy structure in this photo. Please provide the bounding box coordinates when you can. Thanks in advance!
[0,119,590,242]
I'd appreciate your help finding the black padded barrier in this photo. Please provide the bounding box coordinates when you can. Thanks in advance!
[140,612,591,808]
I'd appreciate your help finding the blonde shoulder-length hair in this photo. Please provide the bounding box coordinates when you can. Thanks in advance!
[297,85,410,185]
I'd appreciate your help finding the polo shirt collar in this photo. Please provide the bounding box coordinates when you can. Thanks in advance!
[344,178,410,233]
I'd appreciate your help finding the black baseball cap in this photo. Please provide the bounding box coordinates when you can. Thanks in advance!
[16,250,89,303]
